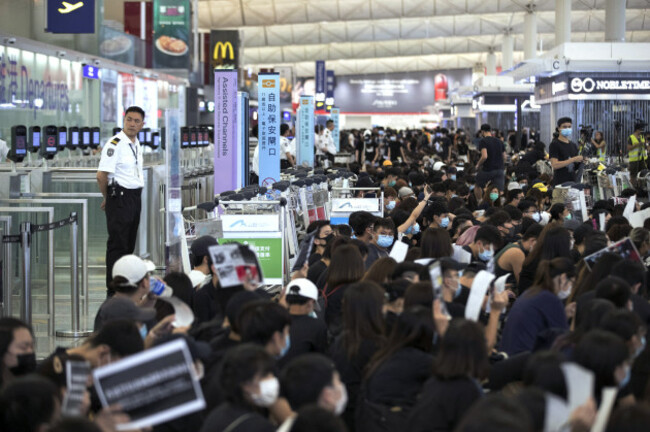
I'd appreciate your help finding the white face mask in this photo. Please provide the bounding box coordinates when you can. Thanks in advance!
[251,376,280,407]
[557,278,572,300]
[334,383,348,415]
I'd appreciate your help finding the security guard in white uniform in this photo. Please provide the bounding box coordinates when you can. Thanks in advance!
[96,106,145,295]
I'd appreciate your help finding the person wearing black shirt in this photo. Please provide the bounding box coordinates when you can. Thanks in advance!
[549,117,583,186]
[388,134,406,163]
[278,279,328,368]
[476,124,506,191]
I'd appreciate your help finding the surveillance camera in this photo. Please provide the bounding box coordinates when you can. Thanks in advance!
[5,37,16,45]
[56,51,66,58]
[93,59,101,66]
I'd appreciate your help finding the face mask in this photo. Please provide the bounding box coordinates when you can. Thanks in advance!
[560,128,572,137]
[478,245,493,262]
[320,233,335,244]
[440,217,450,228]
[279,333,291,358]
[451,194,458,198]
[619,365,631,389]
[454,282,463,299]
[386,200,396,210]
[377,235,394,248]
[489,193,499,202]
[451,175,457,181]
[635,336,646,358]
[557,287,571,300]
[251,376,280,407]
[532,212,542,223]
[406,222,420,234]
[565,213,572,221]
[469,185,475,191]
[570,239,575,250]
[388,180,396,187]
[139,324,148,340]
[9,353,37,376]
[332,383,348,415]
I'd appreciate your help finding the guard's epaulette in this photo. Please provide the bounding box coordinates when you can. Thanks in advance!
[109,137,120,145]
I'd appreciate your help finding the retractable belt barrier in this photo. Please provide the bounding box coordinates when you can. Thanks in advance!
[1,212,92,337]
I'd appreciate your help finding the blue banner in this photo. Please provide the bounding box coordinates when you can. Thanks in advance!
[47,0,95,33]
[315,60,326,110]
[257,73,281,187]
[330,108,340,153]
[214,70,238,194]
[297,96,315,167]
[326,70,335,111]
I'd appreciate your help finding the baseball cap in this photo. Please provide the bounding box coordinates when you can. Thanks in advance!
[398,187,415,199]
[98,297,156,326]
[112,255,149,285]
[382,160,393,167]
[433,161,446,171]
[286,278,318,302]
[507,182,522,191]
[191,235,218,258]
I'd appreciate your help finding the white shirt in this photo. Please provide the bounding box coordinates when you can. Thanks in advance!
[97,131,144,189]
[316,129,336,155]
[280,136,291,160]
[288,138,297,158]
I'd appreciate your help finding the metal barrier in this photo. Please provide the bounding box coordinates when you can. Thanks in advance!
[0,207,54,331]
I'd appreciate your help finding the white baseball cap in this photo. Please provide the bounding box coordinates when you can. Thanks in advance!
[433,161,446,171]
[286,279,319,304]
[112,255,149,285]
[507,182,522,191]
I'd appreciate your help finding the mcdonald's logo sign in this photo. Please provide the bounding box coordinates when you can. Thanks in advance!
[213,41,234,61]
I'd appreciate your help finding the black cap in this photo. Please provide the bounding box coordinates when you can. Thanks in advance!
[480,124,492,132]
[557,117,572,128]
[191,235,218,258]
[439,257,468,272]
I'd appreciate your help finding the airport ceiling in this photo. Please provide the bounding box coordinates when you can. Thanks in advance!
[198,0,650,76]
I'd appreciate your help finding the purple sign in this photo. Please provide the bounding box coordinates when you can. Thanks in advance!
[214,70,238,193]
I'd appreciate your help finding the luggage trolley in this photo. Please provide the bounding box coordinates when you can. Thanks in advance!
[328,185,385,226]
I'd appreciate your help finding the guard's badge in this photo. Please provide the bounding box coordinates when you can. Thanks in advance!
[107,148,114,157]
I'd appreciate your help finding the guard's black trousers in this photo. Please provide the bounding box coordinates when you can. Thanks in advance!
[105,186,142,296]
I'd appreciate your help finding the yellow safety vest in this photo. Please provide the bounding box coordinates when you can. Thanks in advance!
[629,134,647,162]
[597,143,606,163]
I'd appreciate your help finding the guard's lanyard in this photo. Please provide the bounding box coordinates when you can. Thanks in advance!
[128,142,138,166]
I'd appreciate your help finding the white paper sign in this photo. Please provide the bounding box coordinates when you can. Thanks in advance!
[159,296,195,328]
[561,362,594,413]
[599,213,606,232]
[389,240,409,263]
[591,387,618,432]
[579,191,588,222]
[630,208,650,228]
[452,244,472,264]
[465,270,494,321]
[331,198,380,212]
[544,392,572,432]
[623,195,636,220]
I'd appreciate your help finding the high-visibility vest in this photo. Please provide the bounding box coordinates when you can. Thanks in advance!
[597,143,606,163]
[629,134,647,162]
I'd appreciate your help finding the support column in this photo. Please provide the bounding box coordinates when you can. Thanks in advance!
[502,33,514,70]
[486,51,497,76]
[555,0,571,46]
[605,0,626,42]
[523,6,537,59]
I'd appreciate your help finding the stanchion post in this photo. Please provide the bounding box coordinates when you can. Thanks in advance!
[56,213,92,338]
[20,222,31,325]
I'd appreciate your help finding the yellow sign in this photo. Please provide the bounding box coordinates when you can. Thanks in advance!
[58,1,84,14]
[213,41,234,61]
[262,79,276,88]
[301,99,309,105]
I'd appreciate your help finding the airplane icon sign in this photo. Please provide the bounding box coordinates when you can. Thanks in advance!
[58,1,84,14]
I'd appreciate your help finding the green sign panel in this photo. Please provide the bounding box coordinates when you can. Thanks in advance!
[153,0,190,69]
[218,237,283,282]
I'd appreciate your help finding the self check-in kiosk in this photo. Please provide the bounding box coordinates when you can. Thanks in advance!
[80,127,90,150]
[181,127,190,149]
[57,127,67,151]
[91,127,101,149]
[29,126,41,153]
[7,125,28,163]
[42,125,59,159]
[67,126,80,150]
[151,132,160,149]
[189,127,198,147]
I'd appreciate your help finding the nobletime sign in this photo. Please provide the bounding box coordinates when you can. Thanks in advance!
[569,77,650,94]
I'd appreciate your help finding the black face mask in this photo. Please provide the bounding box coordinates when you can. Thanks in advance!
[9,352,37,376]
[319,233,335,244]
